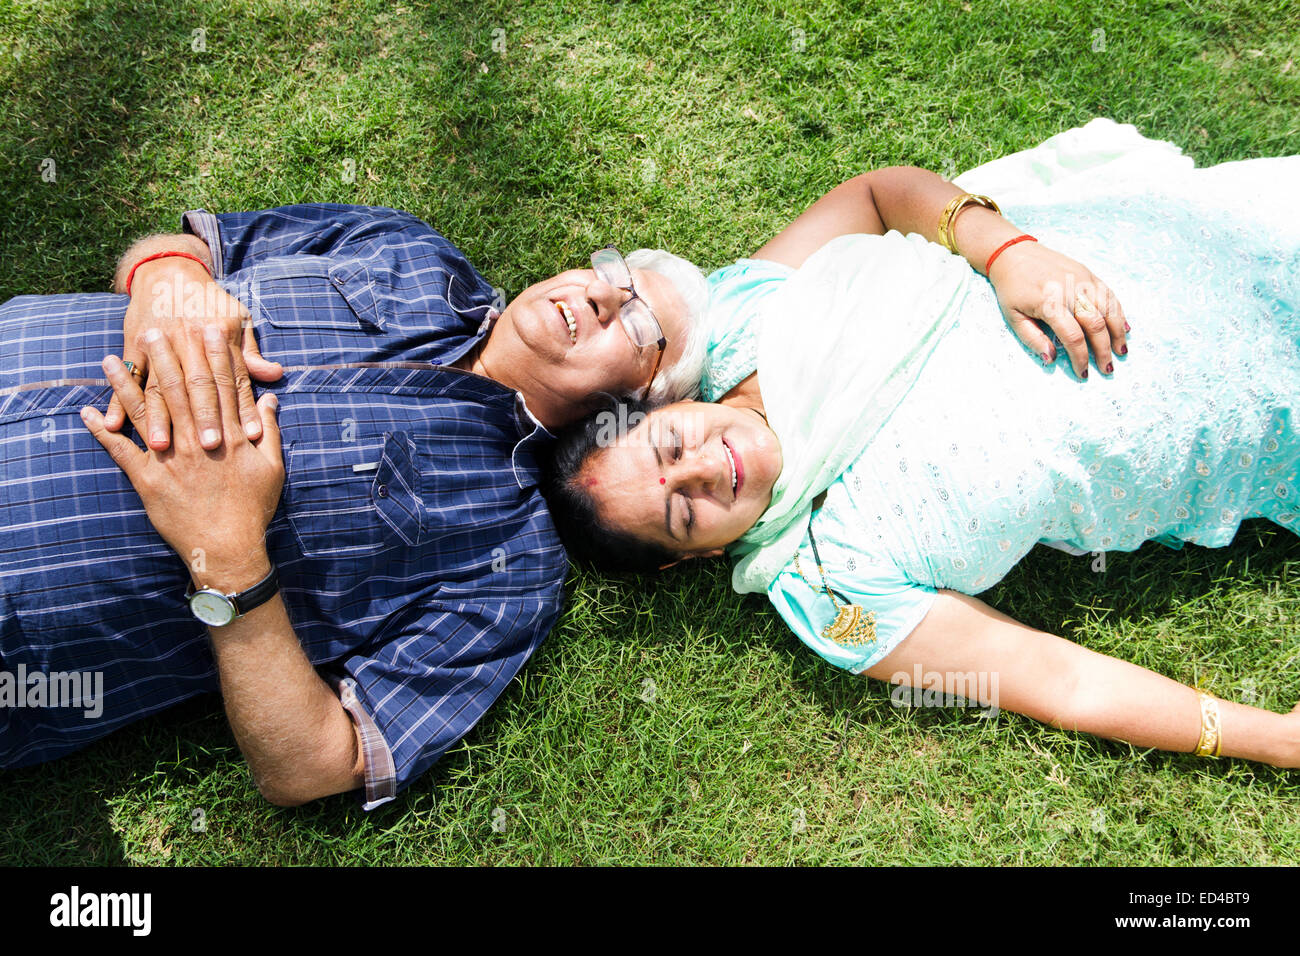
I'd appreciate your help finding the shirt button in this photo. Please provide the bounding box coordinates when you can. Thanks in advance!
[376,484,389,498]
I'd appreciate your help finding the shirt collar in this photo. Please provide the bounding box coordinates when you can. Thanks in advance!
[510,389,554,491]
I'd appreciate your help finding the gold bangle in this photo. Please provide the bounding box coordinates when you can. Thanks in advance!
[937,193,1002,255]
[1194,691,1222,757]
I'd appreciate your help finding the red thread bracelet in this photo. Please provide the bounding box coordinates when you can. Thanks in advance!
[984,234,1037,275]
[124,251,212,296]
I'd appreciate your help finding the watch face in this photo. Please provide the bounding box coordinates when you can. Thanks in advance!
[190,590,237,627]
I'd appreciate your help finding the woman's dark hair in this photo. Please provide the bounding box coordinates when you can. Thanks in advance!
[542,393,683,573]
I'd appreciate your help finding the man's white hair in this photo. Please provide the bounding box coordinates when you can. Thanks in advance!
[624,248,709,404]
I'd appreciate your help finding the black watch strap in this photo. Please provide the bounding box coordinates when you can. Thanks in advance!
[229,566,280,616]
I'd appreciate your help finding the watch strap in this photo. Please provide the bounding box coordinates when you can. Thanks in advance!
[229,565,279,616]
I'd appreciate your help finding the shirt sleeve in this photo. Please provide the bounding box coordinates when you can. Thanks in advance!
[700,258,794,401]
[766,543,937,675]
[181,203,432,279]
[323,593,561,807]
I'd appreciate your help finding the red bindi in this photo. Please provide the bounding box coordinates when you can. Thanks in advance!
[659,477,666,484]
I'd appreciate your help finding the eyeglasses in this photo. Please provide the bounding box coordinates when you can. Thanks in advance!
[590,244,667,397]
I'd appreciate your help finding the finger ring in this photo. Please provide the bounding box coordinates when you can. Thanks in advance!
[122,360,145,381]
[1075,291,1097,314]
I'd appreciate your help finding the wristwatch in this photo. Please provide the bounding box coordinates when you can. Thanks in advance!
[185,566,280,627]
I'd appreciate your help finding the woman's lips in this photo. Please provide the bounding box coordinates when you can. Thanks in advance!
[725,436,745,496]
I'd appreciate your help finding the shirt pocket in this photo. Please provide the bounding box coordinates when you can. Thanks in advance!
[224,255,387,332]
[283,430,427,559]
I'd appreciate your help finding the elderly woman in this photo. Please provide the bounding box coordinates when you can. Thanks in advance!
[546,121,1300,769]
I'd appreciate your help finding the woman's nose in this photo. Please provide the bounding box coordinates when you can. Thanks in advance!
[676,448,725,490]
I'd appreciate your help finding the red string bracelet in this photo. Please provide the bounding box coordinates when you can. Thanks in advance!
[984,234,1037,275]
[124,251,212,296]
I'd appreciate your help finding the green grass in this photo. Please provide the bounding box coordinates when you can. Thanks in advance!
[2,0,1299,865]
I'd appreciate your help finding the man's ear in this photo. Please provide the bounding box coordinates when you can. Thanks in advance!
[657,548,724,571]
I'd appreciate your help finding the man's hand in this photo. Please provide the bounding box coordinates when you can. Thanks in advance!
[83,325,284,587]
[986,239,1129,381]
[83,327,366,805]
[107,249,283,453]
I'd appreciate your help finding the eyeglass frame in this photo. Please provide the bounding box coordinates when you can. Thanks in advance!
[590,244,668,397]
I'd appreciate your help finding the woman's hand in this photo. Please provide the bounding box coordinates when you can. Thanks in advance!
[82,325,284,586]
[986,239,1129,381]
[105,257,283,452]
[1275,701,1300,768]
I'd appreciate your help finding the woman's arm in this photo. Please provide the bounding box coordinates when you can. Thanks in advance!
[752,166,1129,381]
[865,589,1300,767]
[754,167,1017,271]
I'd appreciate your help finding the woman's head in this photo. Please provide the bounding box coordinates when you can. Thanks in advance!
[544,395,782,571]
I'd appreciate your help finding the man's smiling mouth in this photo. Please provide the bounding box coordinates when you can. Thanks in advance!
[556,301,577,344]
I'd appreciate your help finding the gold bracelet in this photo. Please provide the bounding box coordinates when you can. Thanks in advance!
[1194,691,1222,757]
[937,193,1002,255]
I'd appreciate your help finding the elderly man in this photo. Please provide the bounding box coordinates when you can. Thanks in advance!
[0,203,706,807]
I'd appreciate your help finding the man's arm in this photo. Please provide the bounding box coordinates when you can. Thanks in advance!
[751,166,1129,380]
[193,552,366,805]
[82,324,365,806]
[112,232,215,294]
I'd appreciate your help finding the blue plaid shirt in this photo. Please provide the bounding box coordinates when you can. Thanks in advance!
[0,204,567,808]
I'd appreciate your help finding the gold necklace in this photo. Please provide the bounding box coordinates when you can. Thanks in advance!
[792,513,877,648]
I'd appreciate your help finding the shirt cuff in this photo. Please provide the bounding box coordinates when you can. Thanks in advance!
[181,209,225,280]
[325,674,397,810]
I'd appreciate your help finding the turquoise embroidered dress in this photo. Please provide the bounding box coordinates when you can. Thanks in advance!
[702,125,1300,675]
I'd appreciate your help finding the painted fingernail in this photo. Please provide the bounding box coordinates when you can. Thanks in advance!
[1040,350,1051,364]
[1119,343,1128,355]
[201,428,220,445]
[1123,321,1130,332]
[1080,368,1088,380]
[1105,361,1114,374]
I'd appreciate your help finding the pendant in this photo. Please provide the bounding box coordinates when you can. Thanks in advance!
[822,603,877,648]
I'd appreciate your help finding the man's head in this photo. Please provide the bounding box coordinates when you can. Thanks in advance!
[483,247,709,430]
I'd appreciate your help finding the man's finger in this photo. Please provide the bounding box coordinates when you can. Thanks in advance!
[242,321,284,383]
[101,354,151,437]
[202,324,246,438]
[79,404,145,481]
[254,392,282,459]
[227,339,263,441]
[142,327,197,450]
[179,323,224,450]
[104,350,146,432]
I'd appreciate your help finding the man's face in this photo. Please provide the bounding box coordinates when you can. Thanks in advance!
[490,266,688,430]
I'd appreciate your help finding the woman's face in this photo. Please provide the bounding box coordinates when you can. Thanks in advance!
[581,400,783,558]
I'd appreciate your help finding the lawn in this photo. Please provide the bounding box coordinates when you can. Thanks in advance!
[1,0,1298,865]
